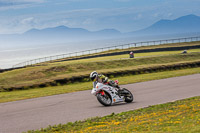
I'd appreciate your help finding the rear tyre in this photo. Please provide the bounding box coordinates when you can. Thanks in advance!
[123,88,133,103]
[97,91,112,106]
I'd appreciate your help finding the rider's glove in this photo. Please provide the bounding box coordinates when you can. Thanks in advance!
[103,77,108,83]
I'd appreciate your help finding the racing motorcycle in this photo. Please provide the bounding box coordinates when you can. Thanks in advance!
[91,80,133,106]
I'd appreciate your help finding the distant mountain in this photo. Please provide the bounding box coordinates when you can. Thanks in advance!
[25,25,91,36]
[24,25,121,38]
[15,25,122,45]
[0,26,122,46]
[131,14,200,35]
[94,29,121,35]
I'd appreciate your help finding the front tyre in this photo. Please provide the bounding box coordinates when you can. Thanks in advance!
[97,91,112,106]
[123,88,133,103]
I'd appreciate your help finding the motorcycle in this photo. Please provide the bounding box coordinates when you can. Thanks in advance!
[91,80,133,106]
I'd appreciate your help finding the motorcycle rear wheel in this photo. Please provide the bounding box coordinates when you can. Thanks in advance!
[97,91,112,106]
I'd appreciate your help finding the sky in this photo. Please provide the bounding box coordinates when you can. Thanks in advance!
[0,0,200,34]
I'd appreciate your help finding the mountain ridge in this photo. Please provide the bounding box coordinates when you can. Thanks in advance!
[132,14,200,35]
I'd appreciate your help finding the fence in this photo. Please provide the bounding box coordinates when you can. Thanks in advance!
[13,36,200,68]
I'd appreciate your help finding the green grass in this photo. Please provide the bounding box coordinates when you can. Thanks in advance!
[1,50,200,89]
[0,67,200,103]
[26,96,200,133]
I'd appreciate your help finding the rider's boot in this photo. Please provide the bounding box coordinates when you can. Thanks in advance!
[118,87,130,95]
[117,86,125,94]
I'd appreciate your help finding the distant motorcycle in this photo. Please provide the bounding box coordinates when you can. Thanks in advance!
[91,80,133,106]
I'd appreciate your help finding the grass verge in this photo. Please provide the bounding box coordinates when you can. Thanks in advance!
[0,67,200,103]
[26,96,200,133]
[1,51,200,89]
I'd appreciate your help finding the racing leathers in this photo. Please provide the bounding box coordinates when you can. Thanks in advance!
[96,74,120,89]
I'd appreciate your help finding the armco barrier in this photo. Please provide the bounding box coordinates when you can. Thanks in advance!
[12,36,200,68]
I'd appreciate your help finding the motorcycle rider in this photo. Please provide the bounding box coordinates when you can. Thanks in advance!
[90,71,123,92]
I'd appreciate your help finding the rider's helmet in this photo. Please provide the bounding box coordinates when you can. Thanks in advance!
[90,71,98,81]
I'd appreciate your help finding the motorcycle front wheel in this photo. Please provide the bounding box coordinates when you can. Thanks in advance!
[97,91,112,106]
[123,88,134,103]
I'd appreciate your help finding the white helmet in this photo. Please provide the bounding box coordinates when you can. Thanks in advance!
[90,71,98,81]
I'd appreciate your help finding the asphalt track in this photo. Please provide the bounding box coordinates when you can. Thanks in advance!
[0,74,200,133]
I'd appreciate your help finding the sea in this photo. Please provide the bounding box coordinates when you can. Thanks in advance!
[0,38,133,69]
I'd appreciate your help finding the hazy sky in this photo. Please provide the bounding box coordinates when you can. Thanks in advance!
[0,0,200,34]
